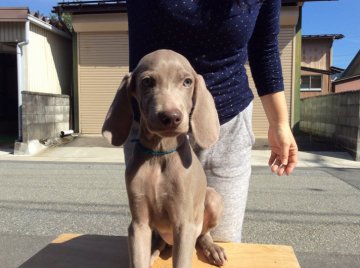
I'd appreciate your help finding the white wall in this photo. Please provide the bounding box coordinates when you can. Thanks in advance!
[24,22,72,95]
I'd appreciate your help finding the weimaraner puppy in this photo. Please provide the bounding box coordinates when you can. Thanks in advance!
[102,49,227,268]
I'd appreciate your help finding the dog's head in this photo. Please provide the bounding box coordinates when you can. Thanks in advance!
[102,49,220,149]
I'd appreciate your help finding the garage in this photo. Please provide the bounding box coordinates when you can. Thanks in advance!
[64,4,129,134]
[78,32,128,134]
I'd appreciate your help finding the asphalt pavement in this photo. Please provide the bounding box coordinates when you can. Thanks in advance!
[0,135,360,268]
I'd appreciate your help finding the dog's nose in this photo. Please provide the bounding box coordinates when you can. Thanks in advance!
[158,109,183,128]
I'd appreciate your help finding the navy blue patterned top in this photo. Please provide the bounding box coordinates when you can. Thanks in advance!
[127,0,284,124]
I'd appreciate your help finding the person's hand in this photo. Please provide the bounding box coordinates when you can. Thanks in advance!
[260,91,298,175]
[267,123,298,176]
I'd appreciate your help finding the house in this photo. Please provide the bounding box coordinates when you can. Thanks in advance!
[332,50,360,93]
[300,34,344,99]
[0,7,72,154]
[54,0,331,144]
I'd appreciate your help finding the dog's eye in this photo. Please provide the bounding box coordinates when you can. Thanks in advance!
[141,77,154,88]
[183,78,193,88]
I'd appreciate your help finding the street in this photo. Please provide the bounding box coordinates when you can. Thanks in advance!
[243,166,360,268]
[0,161,359,267]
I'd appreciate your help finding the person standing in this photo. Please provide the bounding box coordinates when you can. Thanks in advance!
[125,0,298,242]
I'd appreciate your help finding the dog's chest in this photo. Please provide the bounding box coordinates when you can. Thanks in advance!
[128,155,193,211]
[143,161,184,206]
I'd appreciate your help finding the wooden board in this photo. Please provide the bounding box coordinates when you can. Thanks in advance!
[20,234,300,268]
[153,242,300,268]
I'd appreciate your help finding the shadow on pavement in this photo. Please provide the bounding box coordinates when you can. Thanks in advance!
[295,132,345,152]
[19,234,130,268]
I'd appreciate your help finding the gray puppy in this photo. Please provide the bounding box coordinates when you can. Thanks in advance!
[102,49,227,268]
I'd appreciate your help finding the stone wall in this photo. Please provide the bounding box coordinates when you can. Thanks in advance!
[300,91,360,161]
[21,91,70,142]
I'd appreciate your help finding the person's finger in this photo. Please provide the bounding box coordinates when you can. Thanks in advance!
[271,158,281,173]
[277,163,287,176]
[285,150,298,175]
[285,162,296,175]
[268,151,277,167]
[280,143,290,166]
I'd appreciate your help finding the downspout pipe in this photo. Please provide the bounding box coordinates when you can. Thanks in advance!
[16,19,30,141]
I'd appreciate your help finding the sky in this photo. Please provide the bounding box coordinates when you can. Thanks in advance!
[302,0,360,69]
[1,0,359,69]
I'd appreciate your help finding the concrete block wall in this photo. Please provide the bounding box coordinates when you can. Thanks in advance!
[21,91,70,143]
[300,91,360,161]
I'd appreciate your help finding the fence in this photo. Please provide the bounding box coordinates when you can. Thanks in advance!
[300,91,360,161]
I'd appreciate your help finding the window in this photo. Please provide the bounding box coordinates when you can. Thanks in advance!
[300,75,322,91]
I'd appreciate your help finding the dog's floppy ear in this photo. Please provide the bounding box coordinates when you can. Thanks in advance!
[190,75,220,149]
[102,73,133,146]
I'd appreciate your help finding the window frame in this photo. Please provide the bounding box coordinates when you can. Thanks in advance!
[300,75,322,92]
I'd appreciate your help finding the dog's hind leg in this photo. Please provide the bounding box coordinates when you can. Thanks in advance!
[196,187,227,266]
[197,232,227,266]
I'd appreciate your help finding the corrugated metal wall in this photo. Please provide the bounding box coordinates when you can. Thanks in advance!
[78,32,129,134]
[0,22,25,42]
[24,23,72,95]
[247,27,294,139]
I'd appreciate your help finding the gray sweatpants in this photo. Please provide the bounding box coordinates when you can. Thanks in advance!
[190,102,255,242]
[124,103,255,243]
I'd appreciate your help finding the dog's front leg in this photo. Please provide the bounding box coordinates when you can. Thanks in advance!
[172,223,199,268]
[128,221,152,268]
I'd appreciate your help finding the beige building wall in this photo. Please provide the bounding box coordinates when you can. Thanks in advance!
[24,21,72,95]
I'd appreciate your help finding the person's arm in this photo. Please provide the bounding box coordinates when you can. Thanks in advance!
[248,0,298,175]
[260,91,298,176]
[248,0,283,97]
